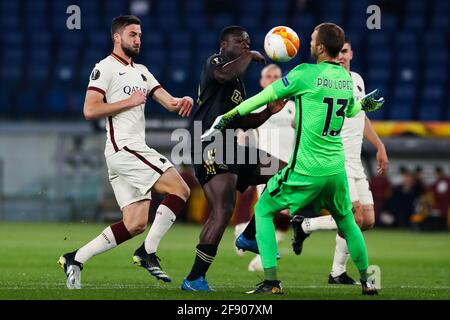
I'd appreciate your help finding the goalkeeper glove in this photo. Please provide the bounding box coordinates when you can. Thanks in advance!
[361,89,385,112]
[200,109,239,142]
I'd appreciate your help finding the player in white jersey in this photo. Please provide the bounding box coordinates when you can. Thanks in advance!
[234,64,296,272]
[291,37,389,284]
[58,15,193,289]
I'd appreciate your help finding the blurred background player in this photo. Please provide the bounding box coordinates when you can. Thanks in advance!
[201,23,384,295]
[182,26,287,291]
[234,64,295,272]
[58,15,193,289]
[291,37,389,285]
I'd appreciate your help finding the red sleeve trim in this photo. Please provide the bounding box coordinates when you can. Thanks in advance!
[148,85,162,98]
[87,86,106,96]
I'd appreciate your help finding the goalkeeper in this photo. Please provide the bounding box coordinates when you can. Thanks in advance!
[201,23,384,295]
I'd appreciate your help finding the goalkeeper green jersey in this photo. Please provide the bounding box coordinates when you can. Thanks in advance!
[237,61,361,176]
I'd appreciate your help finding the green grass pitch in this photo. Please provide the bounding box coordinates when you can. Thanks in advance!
[0,222,449,300]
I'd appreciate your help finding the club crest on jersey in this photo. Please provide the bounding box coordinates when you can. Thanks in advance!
[91,69,100,80]
[282,76,289,87]
[141,74,147,81]
[211,56,223,65]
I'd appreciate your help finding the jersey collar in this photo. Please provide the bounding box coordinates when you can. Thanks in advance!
[111,52,134,67]
[322,60,340,66]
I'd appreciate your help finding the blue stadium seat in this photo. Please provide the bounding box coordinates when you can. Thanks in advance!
[212,14,234,30]
[185,15,207,31]
[421,86,445,103]
[367,108,386,120]
[146,65,162,81]
[394,32,416,48]
[54,64,76,83]
[143,32,165,50]
[66,90,85,116]
[169,51,192,65]
[2,15,20,31]
[144,49,166,65]
[403,15,425,31]
[45,89,68,115]
[393,65,419,85]
[367,32,390,49]
[168,31,191,50]
[368,50,392,65]
[393,84,416,104]
[16,89,41,115]
[367,68,390,83]
[418,104,442,121]
[424,66,447,84]
[430,14,449,30]
[389,103,414,120]
[27,65,50,83]
[427,51,447,65]
[2,31,23,46]
[0,61,22,85]
[381,14,397,31]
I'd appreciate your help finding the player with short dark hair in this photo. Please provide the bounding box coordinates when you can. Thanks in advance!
[290,36,389,285]
[201,23,384,295]
[181,25,286,291]
[58,14,194,289]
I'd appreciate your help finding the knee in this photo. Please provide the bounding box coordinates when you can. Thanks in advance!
[361,216,375,231]
[174,180,191,201]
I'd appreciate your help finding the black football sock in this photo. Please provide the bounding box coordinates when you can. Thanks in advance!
[186,244,218,281]
[242,215,256,240]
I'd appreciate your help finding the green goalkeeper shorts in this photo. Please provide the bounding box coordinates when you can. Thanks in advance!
[257,166,353,217]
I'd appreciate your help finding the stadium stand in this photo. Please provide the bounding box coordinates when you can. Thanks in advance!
[0,0,448,120]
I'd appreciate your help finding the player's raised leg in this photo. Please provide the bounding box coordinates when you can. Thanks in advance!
[246,187,285,294]
[133,167,190,283]
[59,199,146,289]
[322,172,377,295]
[329,199,362,285]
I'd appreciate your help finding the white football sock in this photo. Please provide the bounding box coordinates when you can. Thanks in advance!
[301,215,337,234]
[144,204,176,254]
[248,255,263,272]
[330,233,350,277]
[75,226,117,264]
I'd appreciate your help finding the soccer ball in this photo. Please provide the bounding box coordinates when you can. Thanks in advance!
[264,26,300,62]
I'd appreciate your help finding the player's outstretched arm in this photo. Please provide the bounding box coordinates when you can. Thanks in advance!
[214,51,265,83]
[238,99,288,130]
[364,116,389,175]
[152,88,193,117]
[83,90,146,120]
[201,85,279,141]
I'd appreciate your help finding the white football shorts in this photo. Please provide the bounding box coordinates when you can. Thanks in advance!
[106,143,173,209]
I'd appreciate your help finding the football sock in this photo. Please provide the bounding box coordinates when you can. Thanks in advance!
[75,220,131,264]
[330,233,350,277]
[333,213,369,274]
[186,244,218,281]
[302,215,337,234]
[144,194,185,254]
[242,215,256,240]
[264,267,278,281]
[254,196,278,271]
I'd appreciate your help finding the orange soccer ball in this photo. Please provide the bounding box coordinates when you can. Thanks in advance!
[264,26,300,62]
